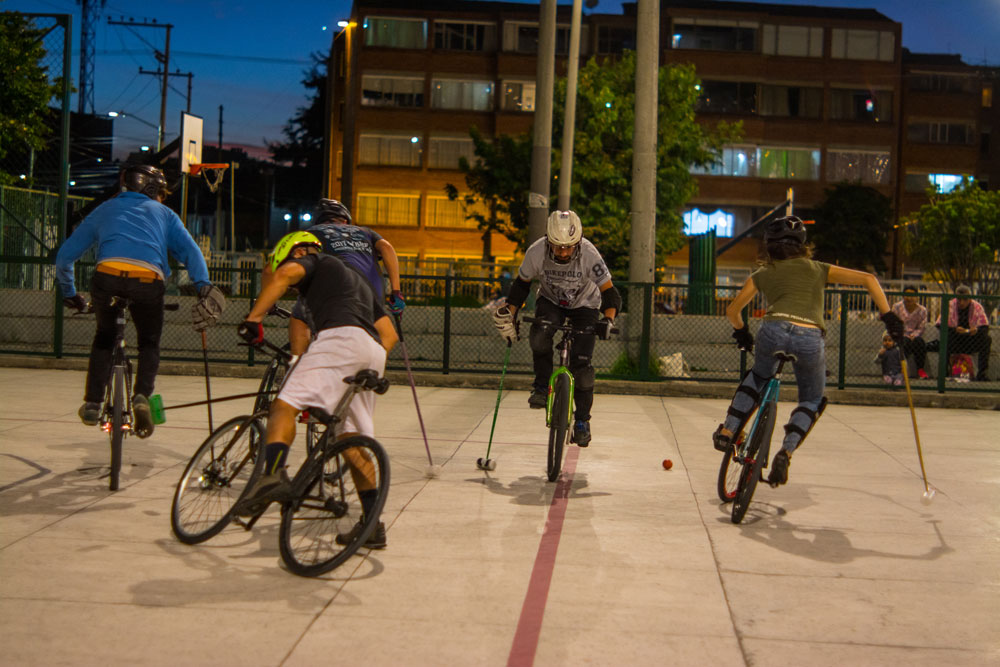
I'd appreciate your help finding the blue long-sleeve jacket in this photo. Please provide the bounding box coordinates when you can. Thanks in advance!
[55,191,210,297]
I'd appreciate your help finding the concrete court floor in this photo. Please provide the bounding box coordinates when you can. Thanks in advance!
[0,367,997,667]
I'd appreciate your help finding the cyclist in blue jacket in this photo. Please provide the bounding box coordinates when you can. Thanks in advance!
[54,164,224,436]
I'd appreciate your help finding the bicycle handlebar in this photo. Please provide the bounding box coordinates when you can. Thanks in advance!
[522,315,620,336]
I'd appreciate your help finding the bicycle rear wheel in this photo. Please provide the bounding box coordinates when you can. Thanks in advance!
[546,373,570,483]
[108,365,126,491]
[731,401,775,524]
[171,413,265,544]
[279,434,390,577]
[716,431,746,503]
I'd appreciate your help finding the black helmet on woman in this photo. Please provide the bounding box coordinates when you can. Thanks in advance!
[317,198,352,224]
[764,215,807,245]
[121,164,168,200]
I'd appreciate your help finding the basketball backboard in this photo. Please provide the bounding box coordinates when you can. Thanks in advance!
[180,112,203,173]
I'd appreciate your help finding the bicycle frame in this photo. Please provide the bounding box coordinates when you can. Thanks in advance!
[545,358,575,429]
[737,377,781,463]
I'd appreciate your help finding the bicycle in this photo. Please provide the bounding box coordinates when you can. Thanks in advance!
[716,351,795,524]
[72,296,179,491]
[171,335,391,578]
[523,315,617,482]
[250,305,292,414]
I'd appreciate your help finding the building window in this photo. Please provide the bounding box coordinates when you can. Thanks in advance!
[683,208,734,237]
[761,25,823,58]
[503,21,575,54]
[759,85,822,118]
[431,78,495,111]
[363,17,427,49]
[671,19,757,52]
[428,136,475,169]
[433,21,497,51]
[361,75,424,108]
[829,88,893,122]
[909,73,975,93]
[982,130,991,158]
[691,145,757,176]
[696,80,757,114]
[904,173,966,193]
[501,81,536,111]
[830,28,894,62]
[826,149,891,184]
[357,193,420,226]
[358,133,422,167]
[983,83,994,107]
[757,147,821,180]
[907,121,975,145]
[597,25,635,54]
[425,196,484,228]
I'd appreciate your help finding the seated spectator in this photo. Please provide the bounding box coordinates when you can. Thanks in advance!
[891,285,929,379]
[875,332,904,386]
[929,285,992,381]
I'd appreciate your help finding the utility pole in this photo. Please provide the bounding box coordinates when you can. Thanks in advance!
[140,67,194,112]
[107,18,174,150]
[557,0,583,210]
[77,0,107,114]
[528,0,558,244]
[628,0,659,285]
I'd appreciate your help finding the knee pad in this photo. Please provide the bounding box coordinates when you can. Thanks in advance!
[727,370,769,430]
[528,321,555,354]
[783,396,828,445]
[570,356,595,391]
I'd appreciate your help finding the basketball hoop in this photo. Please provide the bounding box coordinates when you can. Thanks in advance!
[190,163,228,193]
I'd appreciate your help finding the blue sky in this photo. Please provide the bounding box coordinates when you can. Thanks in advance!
[8,0,1000,158]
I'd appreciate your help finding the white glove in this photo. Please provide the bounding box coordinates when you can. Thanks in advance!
[493,304,518,344]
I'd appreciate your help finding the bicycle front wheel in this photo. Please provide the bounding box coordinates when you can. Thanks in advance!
[731,401,776,524]
[171,414,266,544]
[108,365,126,491]
[253,351,289,414]
[279,434,390,577]
[716,431,745,503]
[546,373,570,483]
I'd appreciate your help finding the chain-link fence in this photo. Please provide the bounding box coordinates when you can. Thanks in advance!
[1,257,996,393]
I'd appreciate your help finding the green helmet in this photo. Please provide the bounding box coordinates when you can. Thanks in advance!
[269,231,322,272]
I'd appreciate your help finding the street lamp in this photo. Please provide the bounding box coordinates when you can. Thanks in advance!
[107,110,158,130]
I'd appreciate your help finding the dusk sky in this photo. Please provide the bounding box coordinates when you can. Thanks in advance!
[8,0,1000,160]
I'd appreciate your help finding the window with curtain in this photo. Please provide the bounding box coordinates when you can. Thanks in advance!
[501,81,536,111]
[759,85,822,118]
[356,193,420,226]
[361,75,424,108]
[358,134,422,167]
[826,150,891,184]
[428,136,475,169]
[431,78,495,111]
[757,147,820,179]
[696,80,757,114]
[830,28,894,62]
[426,196,484,228]
[433,21,497,51]
[829,88,893,122]
[364,17,427,49]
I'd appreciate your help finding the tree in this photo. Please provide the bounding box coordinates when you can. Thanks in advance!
[811,182,893,272]
[0,13,62,185]
[268,51,327,214]
[551,53,740,274]
[443,126,533,251]
[448,53,739,275]
[903,179,1000,295]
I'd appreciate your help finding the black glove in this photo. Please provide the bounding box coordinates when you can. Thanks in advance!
[880,311,904,343]
[63,294,87,312]
[732,324,754,352]
[594,317,615,340]
[237,320,264,345]
[192,285,226,332]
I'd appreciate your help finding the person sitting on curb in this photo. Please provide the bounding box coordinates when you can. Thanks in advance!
[891,285,929,379]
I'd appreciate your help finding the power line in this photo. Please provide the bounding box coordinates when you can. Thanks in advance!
[96,49,312,65]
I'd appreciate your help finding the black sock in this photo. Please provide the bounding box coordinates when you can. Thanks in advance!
[359,489,379,518]
[263,442,289,475]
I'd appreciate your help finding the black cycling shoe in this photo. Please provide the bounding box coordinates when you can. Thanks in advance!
[528,390,547,409]
[570,420,591,447]
[233,469,292,517]
[767,449,790,486]
[78,402,100,426]
[712,424,732,453]
[336,520,387,549]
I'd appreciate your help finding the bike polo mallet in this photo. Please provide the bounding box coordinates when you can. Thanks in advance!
[899,357,935,505]
[392,313,440,479]
[200,330,214,434]
[477,340,512,472]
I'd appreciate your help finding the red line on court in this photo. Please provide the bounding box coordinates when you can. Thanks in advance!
[506,447,580,667]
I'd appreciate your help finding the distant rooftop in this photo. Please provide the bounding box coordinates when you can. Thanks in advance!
[902,49,967,67]
[653,0,894,23]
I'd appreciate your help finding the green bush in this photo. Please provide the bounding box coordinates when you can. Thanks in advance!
[608,351,661,377]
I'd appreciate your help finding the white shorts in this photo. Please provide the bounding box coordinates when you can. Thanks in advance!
[277,326,387,437]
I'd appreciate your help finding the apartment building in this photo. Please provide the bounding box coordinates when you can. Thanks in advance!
[326,0,994,276]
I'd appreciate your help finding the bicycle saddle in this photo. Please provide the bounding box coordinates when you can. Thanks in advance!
[344,369,390,394]
[774,351,798,363]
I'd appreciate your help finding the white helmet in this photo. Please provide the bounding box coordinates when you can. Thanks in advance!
[546,210,582,247]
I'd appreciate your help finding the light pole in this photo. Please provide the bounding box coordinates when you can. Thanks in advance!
[108,111,160,156]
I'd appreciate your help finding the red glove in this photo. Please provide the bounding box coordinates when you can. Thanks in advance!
[237,320,264,345]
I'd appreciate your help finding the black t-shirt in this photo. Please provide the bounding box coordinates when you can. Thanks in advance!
[957,304,970,329]
[290,253,384,343]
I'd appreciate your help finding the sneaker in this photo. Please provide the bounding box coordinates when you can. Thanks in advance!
[917,368,929,380]
[78,402,100,426]
[528,390,547,410]
[767,449,790,486]
[233,469,292,517]
[132,394,154,438]
[712,424,732,453]
[335,520,387,549]
[570,420,591,447]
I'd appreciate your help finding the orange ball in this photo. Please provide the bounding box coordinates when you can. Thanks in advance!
[662,459,673,470]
